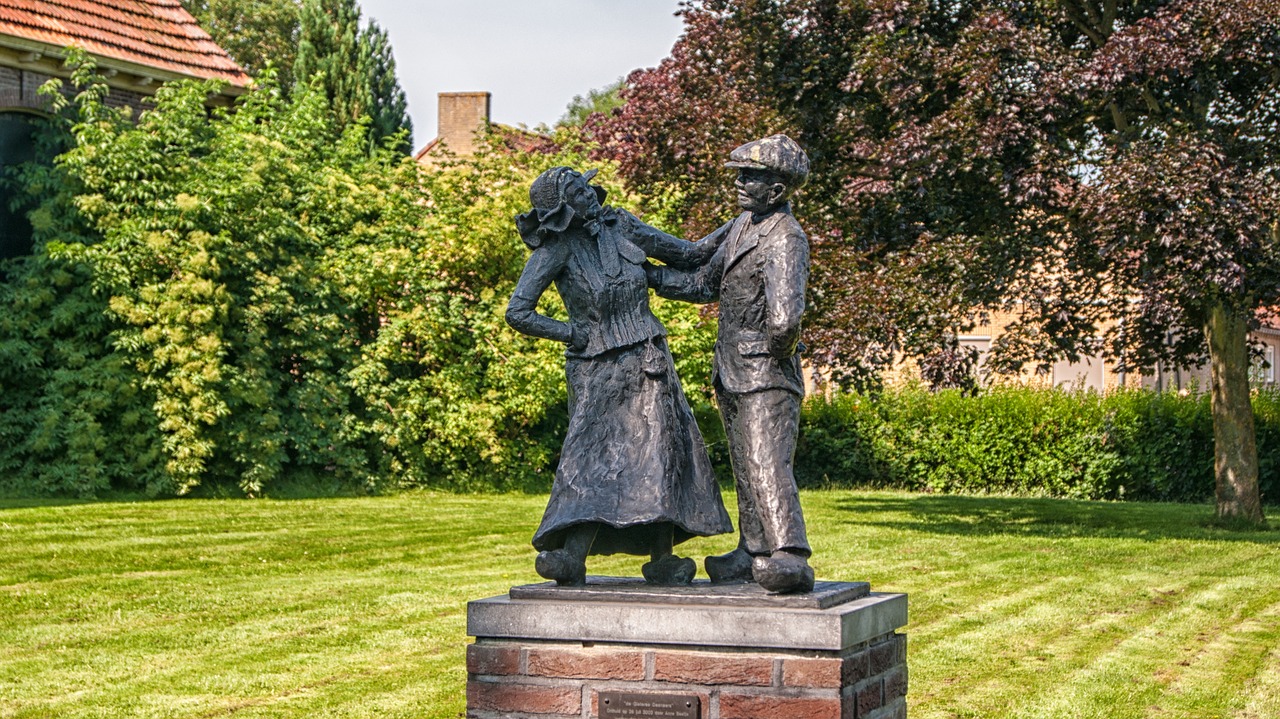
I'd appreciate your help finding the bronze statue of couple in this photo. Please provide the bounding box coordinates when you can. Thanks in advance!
[506,135,815,594]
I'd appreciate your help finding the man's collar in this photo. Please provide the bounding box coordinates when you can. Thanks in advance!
[749,202,791,224]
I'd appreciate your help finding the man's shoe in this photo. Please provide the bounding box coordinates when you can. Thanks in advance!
[704,547,753,584]
[642,555,696,585]
[752,550,815,594]
[536,549,587,586]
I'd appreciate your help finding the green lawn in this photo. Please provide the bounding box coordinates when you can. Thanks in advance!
[1,491,1277,719]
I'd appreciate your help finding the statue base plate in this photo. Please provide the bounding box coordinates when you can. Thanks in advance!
[509,577,870,609]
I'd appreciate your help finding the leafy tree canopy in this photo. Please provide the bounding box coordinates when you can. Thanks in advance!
[181,0,301,90]
[558,78,626,128]
[592,0,1280,377]
[591,0,1280,522]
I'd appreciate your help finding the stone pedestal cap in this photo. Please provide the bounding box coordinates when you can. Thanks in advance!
[468,579,907,652]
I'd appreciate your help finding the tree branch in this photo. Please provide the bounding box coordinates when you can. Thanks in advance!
[1065,8,1108,48]
[1233,72,1280,140]
[1079,0,1103,28]
[1108,99,1130,132]
[1141,84,1162,114]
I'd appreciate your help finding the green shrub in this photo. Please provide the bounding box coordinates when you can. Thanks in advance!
[1,63,420,497]
[0,57,716,498]
[796,385,1279,504]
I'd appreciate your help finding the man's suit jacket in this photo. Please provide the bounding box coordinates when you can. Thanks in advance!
[637,204,809,396]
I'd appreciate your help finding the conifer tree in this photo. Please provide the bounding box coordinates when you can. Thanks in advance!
[361,21,412,154]
[294,0,412,153]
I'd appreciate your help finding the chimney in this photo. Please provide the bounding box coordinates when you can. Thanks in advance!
[436,91,491,156]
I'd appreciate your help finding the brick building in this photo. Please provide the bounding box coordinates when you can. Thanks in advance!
[0,0,249,260]
[415,91,550,166]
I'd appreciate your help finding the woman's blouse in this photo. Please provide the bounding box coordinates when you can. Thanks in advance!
[506,210,665,358]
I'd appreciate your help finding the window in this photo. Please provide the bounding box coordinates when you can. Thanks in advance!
[956,335,991,383]
[1250,344,1275,386]
[1052,355,1106,392]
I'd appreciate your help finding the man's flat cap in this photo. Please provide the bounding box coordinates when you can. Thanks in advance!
[725,134,809,187]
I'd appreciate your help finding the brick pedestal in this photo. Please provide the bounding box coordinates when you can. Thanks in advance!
[466,580,907,719]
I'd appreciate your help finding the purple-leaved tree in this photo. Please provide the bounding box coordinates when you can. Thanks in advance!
[591,0,1279,523]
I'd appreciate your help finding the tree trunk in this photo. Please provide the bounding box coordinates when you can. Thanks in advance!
[1202,302,1266,524]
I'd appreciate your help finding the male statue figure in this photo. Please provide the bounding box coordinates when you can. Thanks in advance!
[635,134,814,594]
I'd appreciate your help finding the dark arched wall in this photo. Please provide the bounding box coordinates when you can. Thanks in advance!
[0,111,44,260]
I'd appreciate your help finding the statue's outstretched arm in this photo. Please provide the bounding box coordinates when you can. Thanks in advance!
[506,241,575,345]
[644,244,725,304]
[618,209,731,270]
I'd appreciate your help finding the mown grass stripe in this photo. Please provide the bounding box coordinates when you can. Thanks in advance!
[0,491,1277,719]
[1005,570,1276,719]
[916,546,1278,718]
[1235,627,1280,719]
[1147,594,1280,718]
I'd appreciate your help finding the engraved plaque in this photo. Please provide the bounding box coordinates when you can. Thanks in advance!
[598,691,700,719]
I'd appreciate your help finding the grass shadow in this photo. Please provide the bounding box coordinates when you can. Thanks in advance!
[830,493,1280,543]
[0,489,167,509]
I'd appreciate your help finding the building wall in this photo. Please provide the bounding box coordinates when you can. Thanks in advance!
[0,66,154,261]
[948,308,1280,393]
[0,65,151,115]
[0,65,52,112]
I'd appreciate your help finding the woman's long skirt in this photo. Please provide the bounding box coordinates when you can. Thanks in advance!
[532,336,733,555]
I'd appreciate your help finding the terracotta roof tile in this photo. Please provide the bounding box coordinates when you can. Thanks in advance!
[0,0,249,85]
[415,124,555,163]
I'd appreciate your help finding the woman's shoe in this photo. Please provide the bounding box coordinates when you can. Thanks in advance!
[642,554,696,585]
[536,549,587,586]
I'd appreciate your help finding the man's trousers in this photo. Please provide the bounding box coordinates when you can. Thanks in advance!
[716,385,810,557]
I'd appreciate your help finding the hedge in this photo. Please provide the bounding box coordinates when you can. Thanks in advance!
[795,385,1279,504]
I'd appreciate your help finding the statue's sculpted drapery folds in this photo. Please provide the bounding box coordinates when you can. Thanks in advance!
[505,167,732,587]
[506,135,815,594]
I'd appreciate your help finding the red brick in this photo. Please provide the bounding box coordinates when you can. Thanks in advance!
[527,646,645,681]
[467,681,581,715]
[719,693,841,719]
[856,680,884,716]
[466,643,520,676]
[653,651,773,686]
[884,667,908,701]
[784,657,844,688]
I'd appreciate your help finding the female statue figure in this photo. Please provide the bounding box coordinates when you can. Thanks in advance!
[505,167,732,586]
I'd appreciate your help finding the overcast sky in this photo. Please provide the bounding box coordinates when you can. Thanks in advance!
[357,0,686,153]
